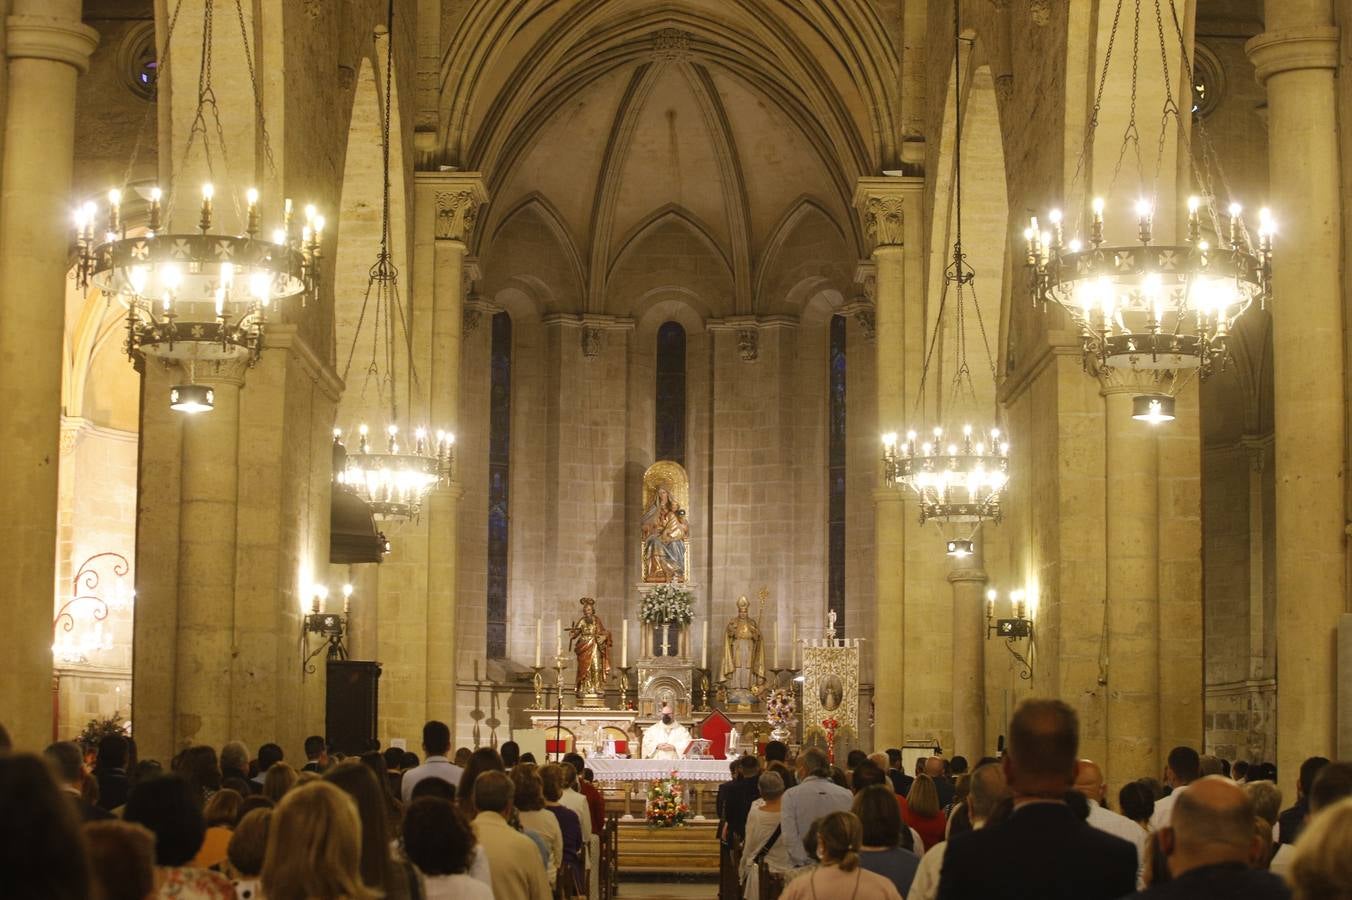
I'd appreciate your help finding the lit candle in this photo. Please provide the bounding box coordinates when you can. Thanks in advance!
[107,188,122,239]
[535,618,542,668]
[342,583,353,616]
[148,186,162,233]
[773,631,780,669]
[1091,196,1105,245]
[621,619,628,668]
[1186,195,1201,243]
[791,623,798,668]
[555,619,562,657]
[246,187,260,236]
[701,620,709,669]
[200,182,214,231]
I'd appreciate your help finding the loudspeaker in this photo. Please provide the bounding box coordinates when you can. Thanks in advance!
[327,660,381,756]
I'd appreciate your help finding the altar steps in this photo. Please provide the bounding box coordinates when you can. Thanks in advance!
[615,818,720,873]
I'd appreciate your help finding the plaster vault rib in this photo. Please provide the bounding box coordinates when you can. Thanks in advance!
[585,62,663,313]
[685,63,752,313]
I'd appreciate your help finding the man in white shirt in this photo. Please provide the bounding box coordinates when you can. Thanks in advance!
[401,720,466,804]
[1075,759,1147,888]
[642,704,692,759]
[1149,746,1200,831]
[907,762,1008,900]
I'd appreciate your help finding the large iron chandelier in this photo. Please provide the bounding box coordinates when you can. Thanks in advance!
[74,0,323,413]
[332,3,452,522]
[882,1,1008,548]
[1024,0,1273,421]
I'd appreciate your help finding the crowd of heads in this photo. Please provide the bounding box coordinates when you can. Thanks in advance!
[7,699,1352,900]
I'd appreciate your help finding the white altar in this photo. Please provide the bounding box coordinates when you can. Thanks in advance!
[585,757,732,785]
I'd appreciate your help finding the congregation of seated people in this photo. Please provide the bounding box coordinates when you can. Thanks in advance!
[6,704,1352,900]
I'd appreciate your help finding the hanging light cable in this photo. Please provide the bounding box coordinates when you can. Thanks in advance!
[882,2,1009,552]
[332,0,453,522]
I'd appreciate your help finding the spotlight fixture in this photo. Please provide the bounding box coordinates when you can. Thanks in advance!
[946,539,975,559]
[169,383,215,414]
[1132,394,1177,425]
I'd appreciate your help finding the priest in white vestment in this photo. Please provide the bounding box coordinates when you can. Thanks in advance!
[642,704,692,759]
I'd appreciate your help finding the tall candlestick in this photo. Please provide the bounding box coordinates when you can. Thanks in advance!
[701,620,709,669]
[621,619,628,668]
[535,618,542,668]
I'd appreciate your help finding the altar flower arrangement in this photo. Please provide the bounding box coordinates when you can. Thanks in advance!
[766,689,795,726]
[639,584,694,625]
[645,772,689,827]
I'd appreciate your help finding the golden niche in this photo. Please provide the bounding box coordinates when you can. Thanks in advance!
[640,461,691,584]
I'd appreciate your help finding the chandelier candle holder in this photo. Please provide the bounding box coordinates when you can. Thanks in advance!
[72,0,324,413]
[1024,0,1274,419]
[333,425,454,521]
[76,186,324,413]
[334,0,450,526]
[882,425,1010,525]
[883,0,1008,548]
[1024,198,1273,402]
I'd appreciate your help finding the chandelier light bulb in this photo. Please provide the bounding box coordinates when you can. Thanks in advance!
[272,228,286,245]
[1092,197,1105,215]
[1068,238,1083,252]
[882,431,898,448]
[1135,198,1152,218]
[342,583,353,599]
[304,203,317,225]
[246,187,259,206]
[149,186,162,202]
[1048,208,1062,224]
[202,183,214,201]
[1228,201,1242,217]
[358,423,369,436]
[1187,195,1200,214]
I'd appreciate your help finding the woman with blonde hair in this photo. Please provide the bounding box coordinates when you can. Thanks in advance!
[901,773,947,853]
[261,781,374,900]
[261,762,298,804]
[1288,796,1352,900]
[781,812,901,900]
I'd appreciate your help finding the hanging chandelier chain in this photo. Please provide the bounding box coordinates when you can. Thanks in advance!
[163,0,278,226]
[339,0,422,429]
[1068,0,1125,229]
[232,0,279,185]
[1108,0,1145,200]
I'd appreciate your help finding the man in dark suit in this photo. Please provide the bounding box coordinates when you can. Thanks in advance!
[1126,776,1289,898]
[1276,756,1328,845]
[721,755,763,841]
[92,733,131,812]
[301,734,329,773]
[46,741,113,821]
[886,748,914,796]
[937,698,1136,900]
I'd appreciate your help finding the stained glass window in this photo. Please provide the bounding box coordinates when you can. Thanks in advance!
[486,312,512,658]
[828,314,847,631]
[655,321,686,466]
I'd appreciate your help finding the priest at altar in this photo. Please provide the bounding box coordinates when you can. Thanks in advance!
[641,704,692,759]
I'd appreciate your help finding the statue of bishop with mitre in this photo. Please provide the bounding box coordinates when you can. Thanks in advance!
[720,595,766,706]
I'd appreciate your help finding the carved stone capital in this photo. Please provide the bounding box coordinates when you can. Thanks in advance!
[6,14,100,71]
[737,328,759,362]
[853,177,922,249]
[581,326,605,359]
[1246,26,1339,83]
[463,307,483,336]
[854,261,877,301]
[436,190,481,242]
[418,171,488,242]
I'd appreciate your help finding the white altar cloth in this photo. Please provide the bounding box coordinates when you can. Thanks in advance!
[585,757,732,785]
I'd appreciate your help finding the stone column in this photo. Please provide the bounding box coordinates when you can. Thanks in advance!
[854,177,922,748]
[417,173,485,724]
[949,552,987,760]
[1103,387,1160,785]
[0,2,98,748]
[1247,9,1346,791]
[174,361,246,748]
